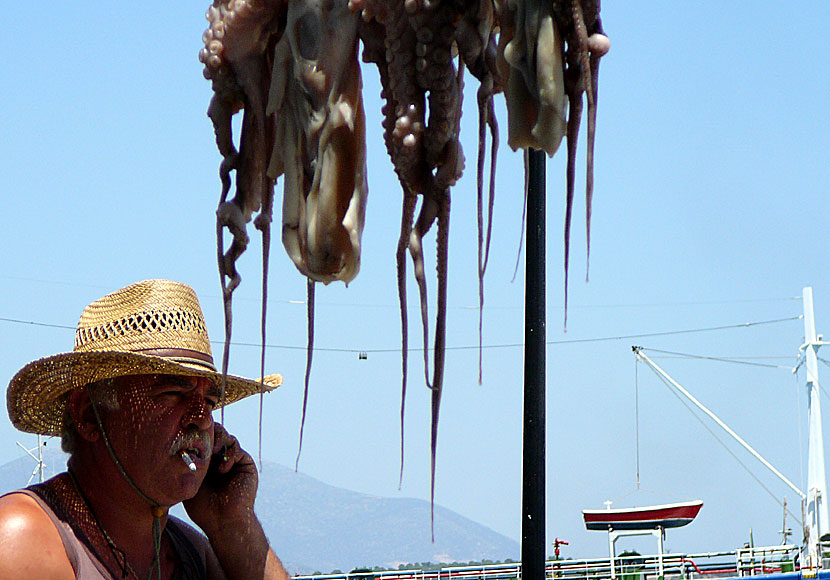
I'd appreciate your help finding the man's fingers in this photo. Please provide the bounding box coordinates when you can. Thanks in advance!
[212,422,247,473]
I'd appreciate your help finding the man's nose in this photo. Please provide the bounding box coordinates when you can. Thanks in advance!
[181,393,213,430]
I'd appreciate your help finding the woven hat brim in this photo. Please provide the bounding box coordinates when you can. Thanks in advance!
[7,350,282,437]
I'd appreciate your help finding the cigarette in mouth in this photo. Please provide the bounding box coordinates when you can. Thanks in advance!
[180,450,197,472]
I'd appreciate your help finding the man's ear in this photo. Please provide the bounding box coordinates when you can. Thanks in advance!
[68,388,100,442]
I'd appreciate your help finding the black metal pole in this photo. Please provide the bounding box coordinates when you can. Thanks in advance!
[522,148,546,580]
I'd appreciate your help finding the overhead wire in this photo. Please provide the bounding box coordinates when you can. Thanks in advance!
[0,315,802,355]
[0,275,804,311]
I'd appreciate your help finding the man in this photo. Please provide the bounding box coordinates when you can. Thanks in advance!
[0,279,290,580]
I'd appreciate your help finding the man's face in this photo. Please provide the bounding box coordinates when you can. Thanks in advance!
[94,373,221,505]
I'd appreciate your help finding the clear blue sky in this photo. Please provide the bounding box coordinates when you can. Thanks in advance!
[2,0,830,562]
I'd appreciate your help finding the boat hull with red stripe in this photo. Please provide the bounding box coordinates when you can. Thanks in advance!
[582,500,703,531]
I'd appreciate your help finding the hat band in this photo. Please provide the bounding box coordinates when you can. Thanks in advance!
[134,348,217,371]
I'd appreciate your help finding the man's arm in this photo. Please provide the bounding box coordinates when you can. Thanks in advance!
[175,514,290,580]
[202,513,290,580]
[0,493,75,580]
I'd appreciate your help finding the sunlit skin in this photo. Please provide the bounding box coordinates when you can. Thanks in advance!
[79,374,222,505]
[0,373,289,580]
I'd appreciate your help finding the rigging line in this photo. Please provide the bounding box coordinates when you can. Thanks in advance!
[803,355,830,403]
[639,348,792,369]
[642,364,803,526]
[635,356,640,489]
[541,316,801,346]
[217,316,804,354]
[0,317,74,330]
[794,369,806,496]
[3,276,802,309]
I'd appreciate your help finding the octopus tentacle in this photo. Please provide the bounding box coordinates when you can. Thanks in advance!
[430,190,450,541]
[455,0,501,381]
[295,279,316,470]
[254,188,274,462]
[585,23,609,279]
[201,0,284,403]
[396,190,418,486]
[562,59,583,329]
[475,83,498,383]
[409,0,464,187]
[408,195,439,389]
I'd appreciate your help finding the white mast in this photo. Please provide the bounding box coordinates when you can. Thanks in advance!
[15,435,46,485]
[802,286,829,565]
[633,287,829,566]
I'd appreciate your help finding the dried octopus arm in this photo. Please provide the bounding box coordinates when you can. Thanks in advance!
[202,0,286,235]
[554,0,608,324]
[585,22,610,273]
[358,20,417,484]
[356,0,489,534]
[455,0,501,383]
[201,0,286,404]
[268,0,368,284]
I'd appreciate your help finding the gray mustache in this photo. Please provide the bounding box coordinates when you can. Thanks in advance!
[169,430,211,456]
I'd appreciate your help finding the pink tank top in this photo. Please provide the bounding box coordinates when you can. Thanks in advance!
[11,489,112,579]
[7,489,208,579]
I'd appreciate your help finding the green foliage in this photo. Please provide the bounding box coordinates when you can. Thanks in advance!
[388,559,518,572]
[320,559,522,576]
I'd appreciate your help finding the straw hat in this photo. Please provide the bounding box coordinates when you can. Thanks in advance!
[7,279,282,436]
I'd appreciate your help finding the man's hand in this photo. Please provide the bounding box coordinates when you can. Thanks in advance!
[182,423,289,580]
[183,422,258,534]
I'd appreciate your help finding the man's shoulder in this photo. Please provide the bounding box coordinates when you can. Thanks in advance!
[0,492,75,579]
[0,491,57,535]
[168,516,227,580]
[168,515,211,552]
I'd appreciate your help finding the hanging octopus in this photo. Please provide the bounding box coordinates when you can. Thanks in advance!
[199,0,608,532]
[497,0,609,321]
[199,0,369,455]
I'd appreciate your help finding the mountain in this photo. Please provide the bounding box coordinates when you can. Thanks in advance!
[0,447,519,574]
[254,462,519,573]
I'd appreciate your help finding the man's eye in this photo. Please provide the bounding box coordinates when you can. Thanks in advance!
[205,398,219,409]
[159,391,183,400]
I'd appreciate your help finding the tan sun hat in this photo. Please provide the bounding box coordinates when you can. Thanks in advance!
[7,279,282,436]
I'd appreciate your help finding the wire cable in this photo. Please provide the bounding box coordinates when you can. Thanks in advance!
[1,315,802,355]
[639,348,794,369]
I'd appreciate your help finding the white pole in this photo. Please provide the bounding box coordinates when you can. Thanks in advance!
[36,435,45,483]
[802,286,828,566]
[657,529,664,580]
[634,349,806,499]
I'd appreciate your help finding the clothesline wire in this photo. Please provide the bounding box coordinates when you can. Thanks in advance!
[0,315,801,355]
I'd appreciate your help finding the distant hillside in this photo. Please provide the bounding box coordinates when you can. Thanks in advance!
[0,441,67,492]
[255,462,519,574]
[0,448,518,574]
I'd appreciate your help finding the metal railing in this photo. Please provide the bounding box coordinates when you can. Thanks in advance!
[293,546,801,580]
